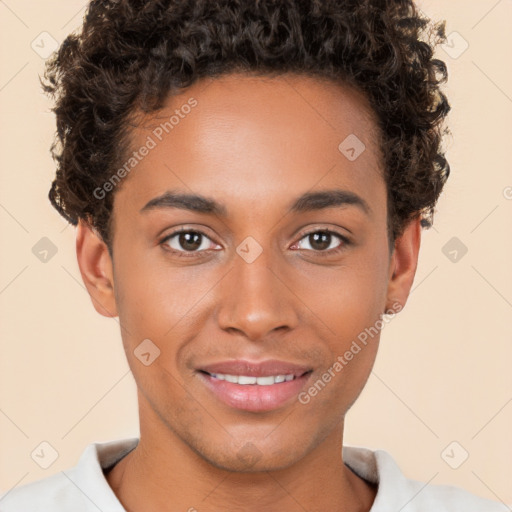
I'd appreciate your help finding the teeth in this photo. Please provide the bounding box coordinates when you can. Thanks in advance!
[238,375,257,384]
[209,373,296,385]
[255,376,275,386]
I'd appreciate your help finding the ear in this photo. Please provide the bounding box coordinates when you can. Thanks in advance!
[385,216,421,314]
[76,218,118,318]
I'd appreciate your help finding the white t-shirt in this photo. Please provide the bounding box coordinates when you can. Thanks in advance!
[0,437,508,511]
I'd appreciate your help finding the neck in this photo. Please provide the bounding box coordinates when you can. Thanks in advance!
[106,399,376,512]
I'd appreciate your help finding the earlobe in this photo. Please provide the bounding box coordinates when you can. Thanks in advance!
[76,219,118,318]
[385,217,422,314]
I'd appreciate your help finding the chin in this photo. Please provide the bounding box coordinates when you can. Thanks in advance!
[193,438,306,473]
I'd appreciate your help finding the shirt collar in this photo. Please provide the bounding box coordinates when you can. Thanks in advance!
[69,438,412,512]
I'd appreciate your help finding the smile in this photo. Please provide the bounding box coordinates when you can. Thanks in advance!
[207,373,296,385]
[197,368,313,412]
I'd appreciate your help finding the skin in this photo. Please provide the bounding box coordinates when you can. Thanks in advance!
[76,73,421,512]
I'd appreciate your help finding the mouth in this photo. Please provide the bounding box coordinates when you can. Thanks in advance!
[200,371,305,385]
[195,359,313,412]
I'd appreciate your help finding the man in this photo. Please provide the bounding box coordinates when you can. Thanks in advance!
[0,0,507,510]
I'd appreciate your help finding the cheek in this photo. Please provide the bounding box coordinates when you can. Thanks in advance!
[113,248,214,341]
[297,256,387,399]
[300,258,387,341]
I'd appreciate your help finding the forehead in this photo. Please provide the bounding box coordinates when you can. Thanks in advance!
[113,73,385,222]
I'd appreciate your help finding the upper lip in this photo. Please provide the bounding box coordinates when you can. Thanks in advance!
[197,359,312,378]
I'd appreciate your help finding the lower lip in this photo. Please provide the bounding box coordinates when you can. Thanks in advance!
[197,372,312,412]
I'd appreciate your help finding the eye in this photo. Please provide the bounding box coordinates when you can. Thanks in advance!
[160,229,220,256]
[293,229,350,254]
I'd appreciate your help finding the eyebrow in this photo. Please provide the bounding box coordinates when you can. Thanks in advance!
[140,189,370,217]
[290,189,370,215]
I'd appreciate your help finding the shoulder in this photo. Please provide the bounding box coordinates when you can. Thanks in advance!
[0,471,90,512]
[0,437,138,512]
[343,445,509,511]
[395,475,510,511]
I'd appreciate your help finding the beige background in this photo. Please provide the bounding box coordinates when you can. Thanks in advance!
[1,0,511,506]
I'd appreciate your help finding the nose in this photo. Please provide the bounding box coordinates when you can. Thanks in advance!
[215,247,299,341]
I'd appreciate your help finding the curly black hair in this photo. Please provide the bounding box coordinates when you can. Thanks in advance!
[42,0,450,254]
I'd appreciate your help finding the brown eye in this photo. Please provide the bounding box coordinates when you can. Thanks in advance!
[297,230,346,252]
[308,232,332,251]
[296,229,350,256]
[161,230,217,254]
[177,232,203,251]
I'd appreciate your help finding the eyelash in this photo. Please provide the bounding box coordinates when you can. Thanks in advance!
[159,227,351,259]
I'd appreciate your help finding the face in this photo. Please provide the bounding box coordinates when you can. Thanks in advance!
[77,73,419,472]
